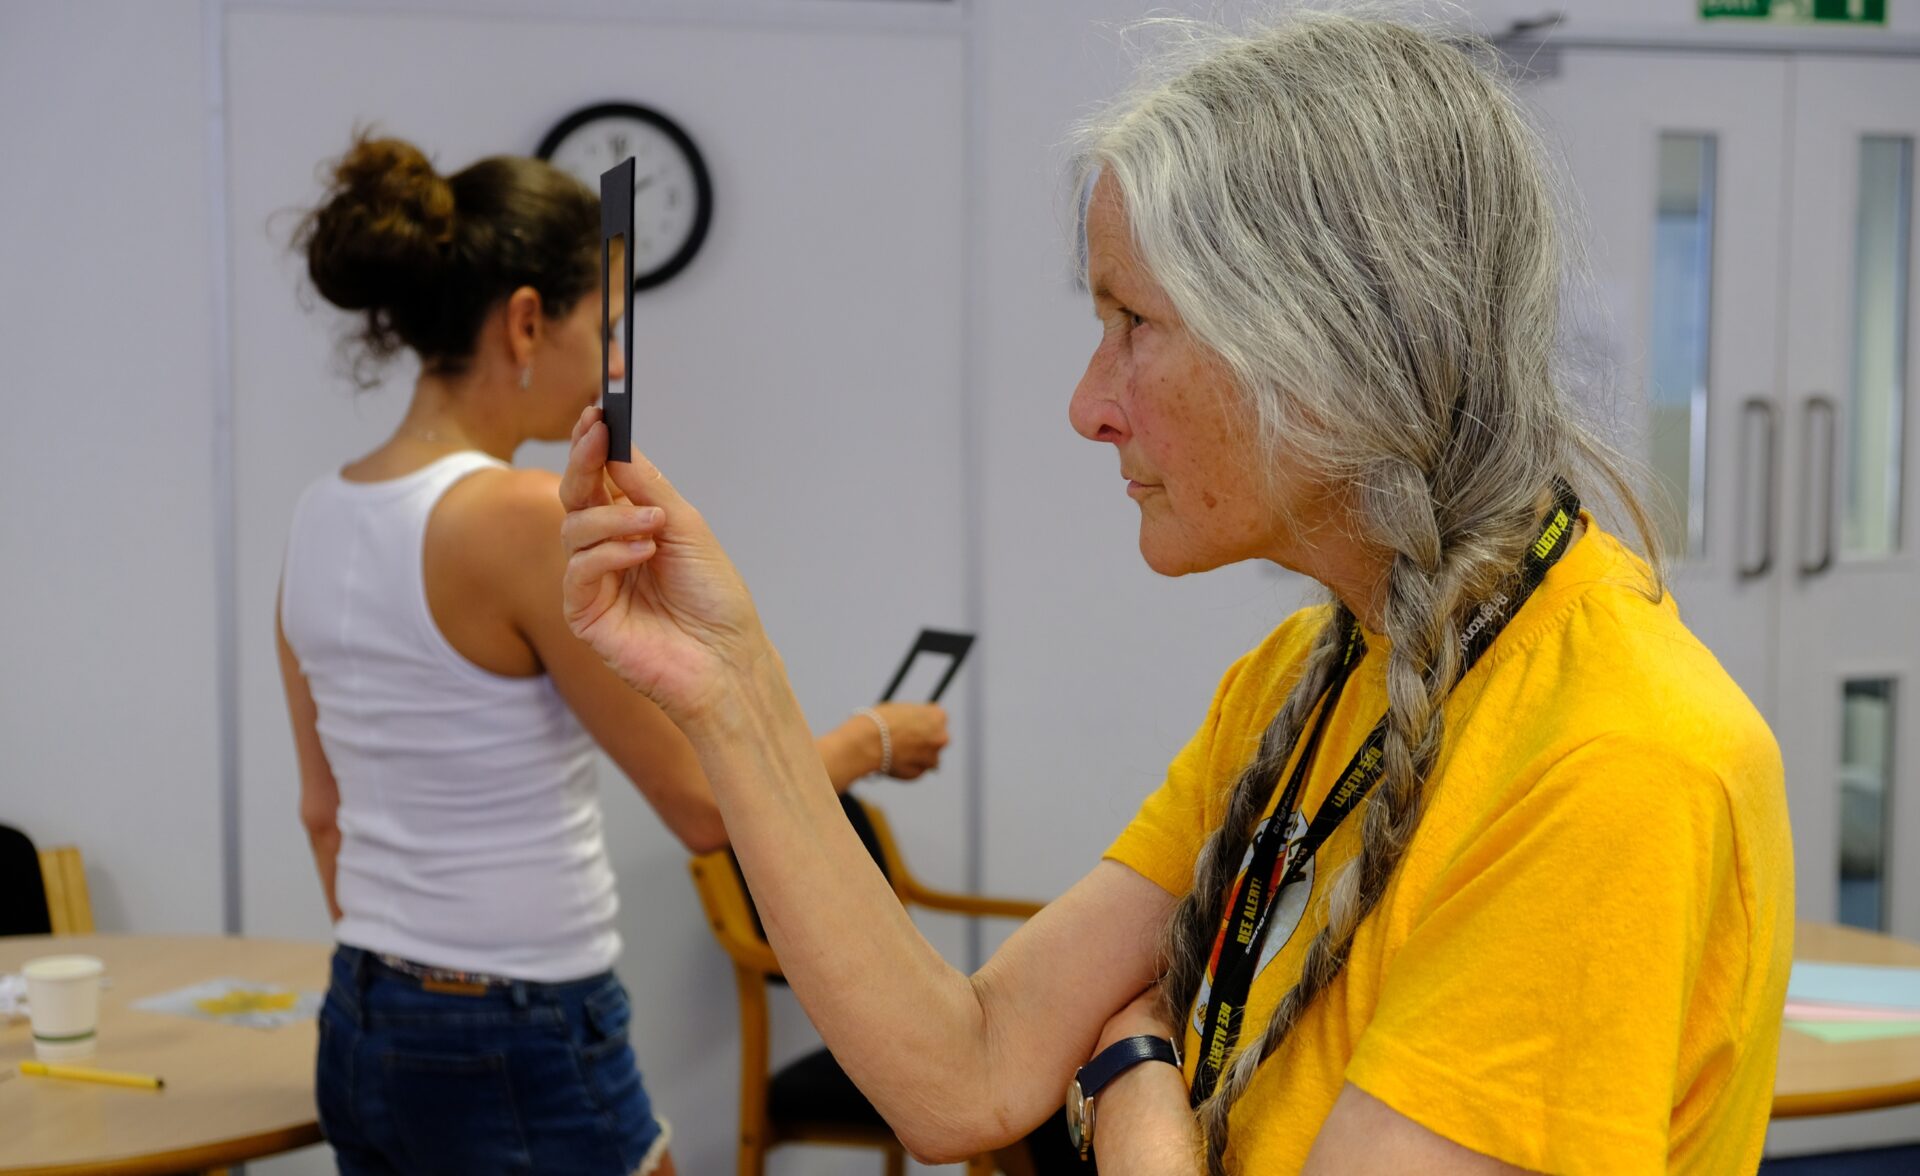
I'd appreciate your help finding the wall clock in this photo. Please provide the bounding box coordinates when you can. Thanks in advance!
[536,101,713,292]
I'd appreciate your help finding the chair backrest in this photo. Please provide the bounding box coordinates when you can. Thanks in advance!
[687,848,784,1163]
[838,795,898,888]
[686,795,911,1057]
[0,825,53,936]
[732,794,904,952]
[40,846,95,935]
[687,802,1032,1176]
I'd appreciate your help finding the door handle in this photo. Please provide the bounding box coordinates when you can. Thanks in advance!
[1800,394,1838,577]
[1739,397,1777,580]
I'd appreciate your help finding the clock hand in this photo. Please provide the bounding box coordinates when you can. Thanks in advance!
[633,174,657,195]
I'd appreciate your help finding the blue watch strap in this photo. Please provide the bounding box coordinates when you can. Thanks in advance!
[1076,1034,1180,1099]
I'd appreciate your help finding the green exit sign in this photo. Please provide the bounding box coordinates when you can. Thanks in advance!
[1701,0,1887,21]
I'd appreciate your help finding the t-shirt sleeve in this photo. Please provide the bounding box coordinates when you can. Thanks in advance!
[1102,650,1254,897]
[1345,735,1745,1175]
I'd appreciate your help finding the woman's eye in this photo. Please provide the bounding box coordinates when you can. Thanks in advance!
[1129,312,1145,329]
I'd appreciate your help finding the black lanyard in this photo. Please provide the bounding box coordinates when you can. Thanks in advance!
[1189,480,1581,1104]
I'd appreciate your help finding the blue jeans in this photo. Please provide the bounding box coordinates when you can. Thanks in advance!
[316,947,666,1175]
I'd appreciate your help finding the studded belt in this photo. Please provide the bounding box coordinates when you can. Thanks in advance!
[374,953,519,993]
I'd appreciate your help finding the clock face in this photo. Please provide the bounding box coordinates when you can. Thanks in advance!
[536,103,713,291]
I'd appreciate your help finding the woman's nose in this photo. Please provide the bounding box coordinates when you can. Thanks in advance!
[1069,352,1125,444]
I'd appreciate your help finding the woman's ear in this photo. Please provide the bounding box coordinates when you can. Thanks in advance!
[504,286,544,366]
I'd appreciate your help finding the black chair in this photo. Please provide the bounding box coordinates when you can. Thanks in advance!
[0,824,54,936]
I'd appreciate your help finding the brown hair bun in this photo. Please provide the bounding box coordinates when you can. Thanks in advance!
[303,135,453,326]
[296,131,598,383]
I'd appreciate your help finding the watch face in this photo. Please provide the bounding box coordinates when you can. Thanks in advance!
[537,102,713,291]
[1065,1079,1091,1155]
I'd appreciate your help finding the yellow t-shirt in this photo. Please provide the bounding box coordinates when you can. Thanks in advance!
[1106,522,1793,1175]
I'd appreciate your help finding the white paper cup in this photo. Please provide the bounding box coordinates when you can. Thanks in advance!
[22,954,104,1061]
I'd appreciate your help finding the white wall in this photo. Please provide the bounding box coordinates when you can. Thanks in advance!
[968,0,1300,930]
[0,0,225,935]
[1466,0,1920,34]
[8,1,1920,1173]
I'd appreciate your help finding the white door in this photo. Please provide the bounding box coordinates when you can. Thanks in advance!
[1522,44,1920,1158]
[1523,51,1792,717]
[1777,56,1920,943]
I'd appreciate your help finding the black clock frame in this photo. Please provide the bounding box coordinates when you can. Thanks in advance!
[536,101,713,293]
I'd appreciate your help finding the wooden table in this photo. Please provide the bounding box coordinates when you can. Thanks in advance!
[1774,921,1920,1118]
[0,934,331,1175]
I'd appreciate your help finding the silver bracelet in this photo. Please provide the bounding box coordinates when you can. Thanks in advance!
[855,706,892,776]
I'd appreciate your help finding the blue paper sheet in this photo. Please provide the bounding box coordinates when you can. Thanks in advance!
[1787,962,1920,1012]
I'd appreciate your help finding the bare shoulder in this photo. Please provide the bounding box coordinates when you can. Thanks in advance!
[426,466,568,598]
[435,466,564,547]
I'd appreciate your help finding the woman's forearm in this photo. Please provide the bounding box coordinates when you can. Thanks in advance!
[684,650,998,1158]
[307,824,343,923]
[1086,1063,1203,1175]
[816,714,882,792]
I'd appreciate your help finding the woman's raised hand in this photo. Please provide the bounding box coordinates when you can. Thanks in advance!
[872,702,951,781]
[558,407,766,723]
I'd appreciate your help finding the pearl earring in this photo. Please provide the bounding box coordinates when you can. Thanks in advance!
[519,366,532,390]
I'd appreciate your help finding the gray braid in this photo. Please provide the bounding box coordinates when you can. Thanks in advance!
[1157,602,1357,1039]
[1192,486,1536,1175]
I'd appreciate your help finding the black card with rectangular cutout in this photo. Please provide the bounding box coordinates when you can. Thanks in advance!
[880,629,976,705]
[600,158,636,463]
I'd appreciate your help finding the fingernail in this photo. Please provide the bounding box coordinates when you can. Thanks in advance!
[637,507,664,527]
[627,540,654,555]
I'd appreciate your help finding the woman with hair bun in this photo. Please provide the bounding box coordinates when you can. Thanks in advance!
[555,13,1793,1176]
[277,134,950,1176]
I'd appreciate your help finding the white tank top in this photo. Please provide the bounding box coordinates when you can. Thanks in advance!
[280,452,620,981]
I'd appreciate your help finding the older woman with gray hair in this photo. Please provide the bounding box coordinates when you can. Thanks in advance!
[556,12,1792,1175]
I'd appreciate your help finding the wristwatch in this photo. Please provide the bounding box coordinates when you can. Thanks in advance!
[1065,1035,1182,1160]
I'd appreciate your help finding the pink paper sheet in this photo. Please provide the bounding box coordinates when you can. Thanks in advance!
[1783,999,1920,1022]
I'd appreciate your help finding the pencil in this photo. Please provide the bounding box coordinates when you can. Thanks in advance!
[20,1060,165,1090]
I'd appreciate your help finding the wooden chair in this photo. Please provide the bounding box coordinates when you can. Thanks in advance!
[39,845,94,935]
[688,795,1043,1176]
